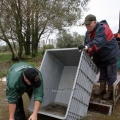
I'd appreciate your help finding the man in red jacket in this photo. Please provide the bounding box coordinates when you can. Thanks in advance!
[78,14,119,100]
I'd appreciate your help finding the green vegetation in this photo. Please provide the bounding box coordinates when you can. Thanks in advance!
[0,0,89,61]
[57,31,84,48]
[0,52,12,63]
[0,49,44,78]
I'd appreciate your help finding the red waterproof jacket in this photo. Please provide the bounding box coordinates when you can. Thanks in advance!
[84,20,119,67]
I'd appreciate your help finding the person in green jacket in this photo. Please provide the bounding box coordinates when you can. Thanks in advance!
[6,62,44,120]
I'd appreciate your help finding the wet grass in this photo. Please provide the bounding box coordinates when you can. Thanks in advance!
[0,50,43,78]
[0,52,13,78]
[0,52,12,63]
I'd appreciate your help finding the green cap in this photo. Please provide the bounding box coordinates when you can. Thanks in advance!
[82,14,96,25]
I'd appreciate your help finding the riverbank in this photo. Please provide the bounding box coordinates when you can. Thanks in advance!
[0,50,43,79]
[1,53,120,119]
[1,80,120,120]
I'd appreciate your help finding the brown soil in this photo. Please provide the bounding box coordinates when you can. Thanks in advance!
[1,61,120,120]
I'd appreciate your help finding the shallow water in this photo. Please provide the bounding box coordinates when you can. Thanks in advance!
[1,81,120,120]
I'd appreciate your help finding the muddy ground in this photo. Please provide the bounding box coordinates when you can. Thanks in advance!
[1,81,120,120]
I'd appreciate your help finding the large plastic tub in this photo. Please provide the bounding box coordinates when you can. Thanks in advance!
[29,48,97,120]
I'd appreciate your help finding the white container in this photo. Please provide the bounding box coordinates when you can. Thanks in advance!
[113,75,120,106]
[29,48,97,120]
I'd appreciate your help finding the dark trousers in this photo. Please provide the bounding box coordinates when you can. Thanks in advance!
[99,62,118,85]
[15,87,33,120]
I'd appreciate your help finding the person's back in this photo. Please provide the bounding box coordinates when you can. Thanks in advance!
[6,62,29,89]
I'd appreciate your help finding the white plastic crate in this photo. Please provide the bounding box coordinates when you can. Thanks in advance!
[29,48,97,120]
[113,75,120,106]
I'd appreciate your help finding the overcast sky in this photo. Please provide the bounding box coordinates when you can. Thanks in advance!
[70,0,120,35]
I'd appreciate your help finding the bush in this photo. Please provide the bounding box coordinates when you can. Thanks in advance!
[43,44,54,49]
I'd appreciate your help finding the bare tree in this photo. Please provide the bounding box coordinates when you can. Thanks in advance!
[0,0,89,60]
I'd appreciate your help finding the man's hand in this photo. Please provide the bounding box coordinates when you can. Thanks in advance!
[78,45,88,52]
[28,113,37,120]
[28,101,40,120]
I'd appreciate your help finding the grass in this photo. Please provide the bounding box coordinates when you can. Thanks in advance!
[0,50,43,78]
[0,52,12,63]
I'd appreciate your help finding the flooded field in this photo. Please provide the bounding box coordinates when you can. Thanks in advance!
[1,81,120,120]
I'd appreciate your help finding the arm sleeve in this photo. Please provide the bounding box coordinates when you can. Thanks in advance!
[6,87,19,103]
[87,24,113,52]
[33,72,44,103]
